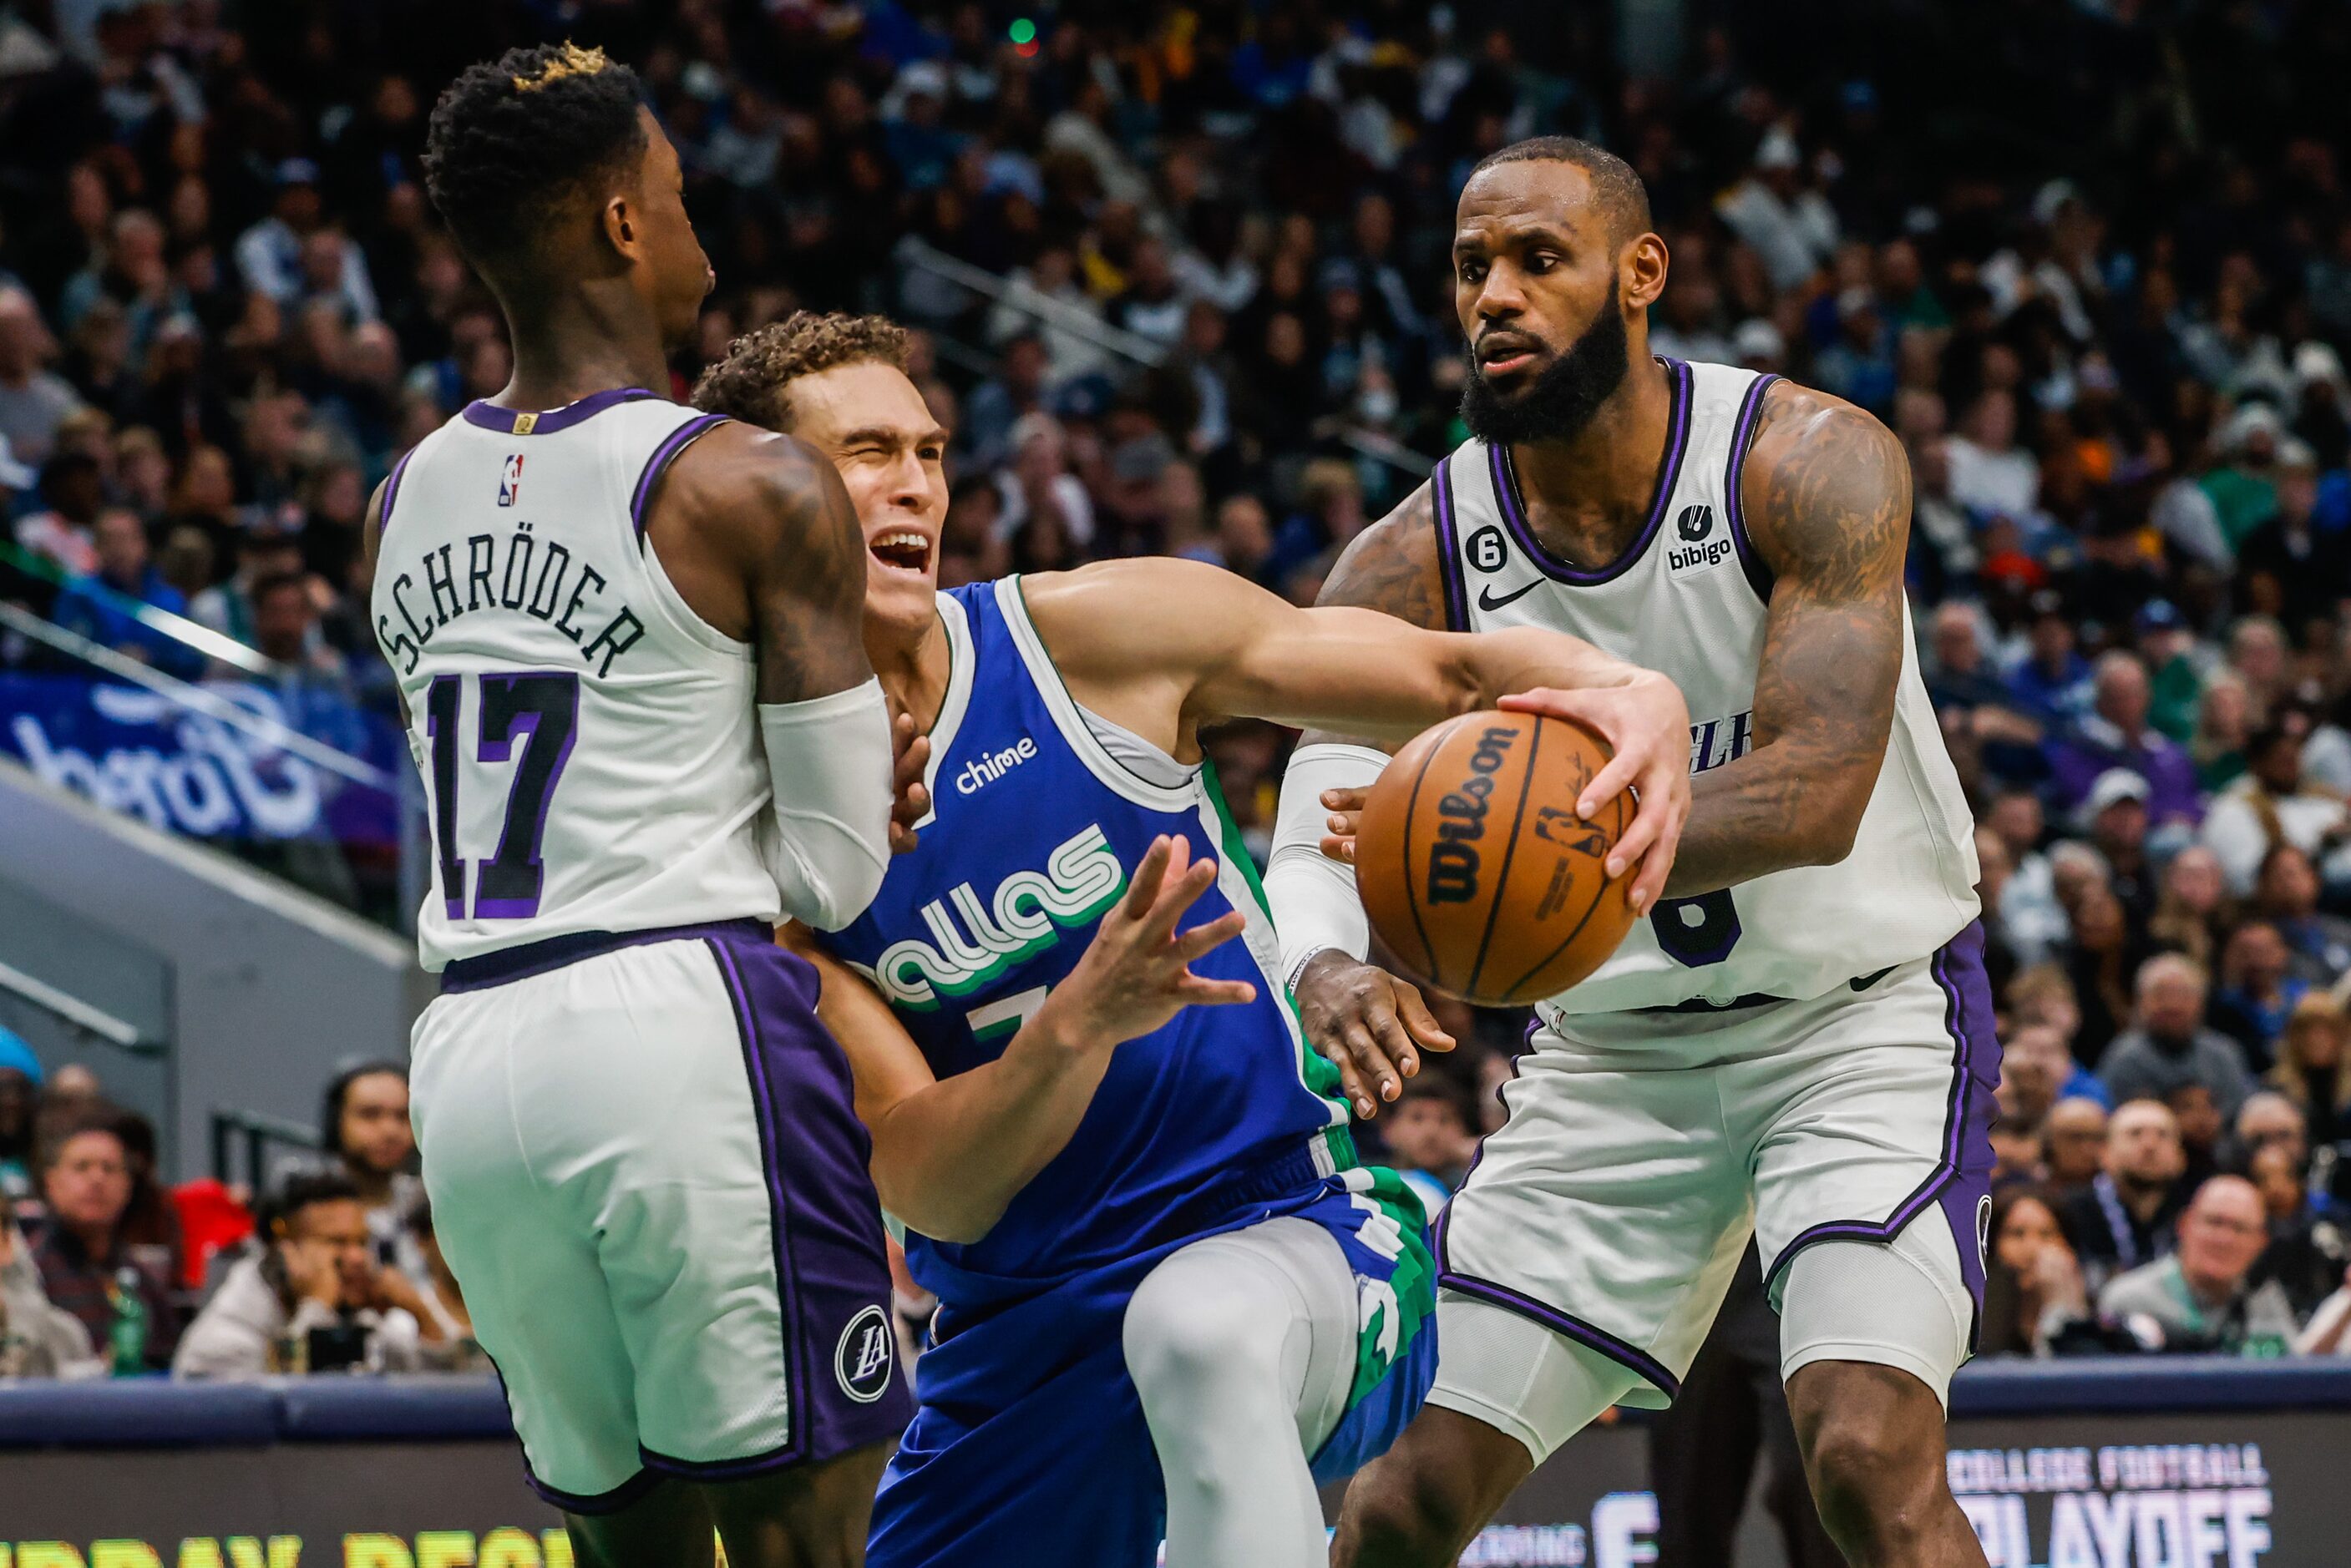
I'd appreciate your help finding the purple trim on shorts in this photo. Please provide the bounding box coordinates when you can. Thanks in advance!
[436,918,773,994]
[377,444,418,539]
[1761,921,1999,1328]
[483,1348,666,1516]
[641,1441,812,1483]
[707,934,815,1469]
[1488,357,1692,586]
[1439,1272,1685,1399]
[460,387,660,435]
[1430,454,1470,632]
[630,413,729,544]
[1722,373,1779,604]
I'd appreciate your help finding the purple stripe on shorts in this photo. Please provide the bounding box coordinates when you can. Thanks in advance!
[1489,357,1692,587]
[1762,921,2000,1324]
[1430,454,1470,631]
[630,413,729,544]
[437,918,773,993]
[483,1348,664,1515]
[459,387,659,435]
[1722,373,1779,603]
[1439,1271,1685,1399]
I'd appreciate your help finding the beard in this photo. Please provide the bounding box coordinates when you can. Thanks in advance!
[1459,281,1632,446]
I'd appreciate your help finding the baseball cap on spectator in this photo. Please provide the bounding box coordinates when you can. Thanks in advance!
[2275,438,2319,474]
[2221,402,2284,456]
[2292,341,2345,392]
[1733,319,1785,367]
[1319,258,1365,296]
[2086,768,2151,817]
[274,158,320,190]
[0,1025,42,1086]
[2135,600,2184,636]
[1755,128,1802,171]
[2032,179,2081,227]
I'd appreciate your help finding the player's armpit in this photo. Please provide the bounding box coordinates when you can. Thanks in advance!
[1663,382,1911,897]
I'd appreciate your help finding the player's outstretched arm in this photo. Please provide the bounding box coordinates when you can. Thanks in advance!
[788,836,1254,1243]
[652,426,909,925]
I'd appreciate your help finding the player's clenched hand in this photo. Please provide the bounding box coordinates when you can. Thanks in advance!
[1499,672,1691,915]
[1292,950,1454,1120]
[1033,835,1255,1050]
[889,710,931,854]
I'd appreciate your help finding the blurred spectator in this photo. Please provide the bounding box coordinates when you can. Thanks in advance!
[174,1171,421,1380]
[1981,1186,2091,1357]
[2204,728,2351,898]
[28,1107,179,1373]
[2236,443,2350,632]
[407,1201,483,1370]
[2164,1083,2225,1189]
[1713,129,1836,293]
[2059,1098,2188,1294]
[1997,1024,2072,1132]
[48,508,200,674]
[2248,845,2351,988]
[235,162,377,323]
[14,449,104,576]
[2147,844,2232,972]
[2246,1140,2344,1322]
[2049,655,2202,829]
[2209,921,2307,1070]
[2042,1098,2110,1196]
[1946,391,2040,525]
[0,1211,99,1379]
[2271,994,2351,1152]
[0,1029,41,1202]
[2099,1176,2299,1355]
[2100,954,2257,1116]
[0,286,79,468]
[319,1063,424,1285]
[1383,1075,1476,1216]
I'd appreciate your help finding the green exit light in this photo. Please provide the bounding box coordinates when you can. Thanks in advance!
[1010,17,1036,44]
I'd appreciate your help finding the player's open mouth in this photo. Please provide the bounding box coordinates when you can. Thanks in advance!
[1477,340,1542,375]
[869,529,933,574]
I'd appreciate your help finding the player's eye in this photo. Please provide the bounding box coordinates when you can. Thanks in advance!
[1528,252,1559,273]
[1457,260,1485,282]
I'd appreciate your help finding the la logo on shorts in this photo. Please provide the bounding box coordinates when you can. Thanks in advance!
[836,1304,894,1403]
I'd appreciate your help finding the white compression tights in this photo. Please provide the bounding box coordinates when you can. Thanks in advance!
[1122,1215,1360,1568]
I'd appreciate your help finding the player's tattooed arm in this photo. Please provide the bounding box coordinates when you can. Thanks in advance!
[1295,481,1449,753]
[1663,380,1909,896]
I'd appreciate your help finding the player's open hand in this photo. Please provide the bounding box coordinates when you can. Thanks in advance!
[1034,835,1256,1050]
[890,710,931,854]
[1498,672,1691,915]
[1292,949,1455,1120]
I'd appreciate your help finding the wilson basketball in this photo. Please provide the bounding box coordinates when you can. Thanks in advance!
[1355,710,1638,1007]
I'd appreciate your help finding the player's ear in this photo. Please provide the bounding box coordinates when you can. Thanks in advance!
[600,194,636,258]
[1621,232,1670,313]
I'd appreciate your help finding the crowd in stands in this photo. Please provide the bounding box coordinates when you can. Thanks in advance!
[2,3,2350,1361]
[0,1026,478,1380]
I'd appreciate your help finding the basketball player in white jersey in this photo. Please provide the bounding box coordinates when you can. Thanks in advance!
[1266,138,1994,1566]
[368,46,920,1565]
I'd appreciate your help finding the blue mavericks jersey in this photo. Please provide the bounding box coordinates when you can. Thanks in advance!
[818,579,1355,1311]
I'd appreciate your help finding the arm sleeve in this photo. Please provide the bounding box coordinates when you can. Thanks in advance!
[757,677,895,932]
[1264,743,1388,990]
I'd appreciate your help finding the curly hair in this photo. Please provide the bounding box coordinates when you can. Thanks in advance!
[422,43,647,271]
[692,311,913,432]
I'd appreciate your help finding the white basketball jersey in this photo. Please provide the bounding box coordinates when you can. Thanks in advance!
[1433,358,1979,1014]
[372,389,780,970]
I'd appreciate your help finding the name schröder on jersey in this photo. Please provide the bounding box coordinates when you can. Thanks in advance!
[854,823,1125,1009]
[377,517,646,679]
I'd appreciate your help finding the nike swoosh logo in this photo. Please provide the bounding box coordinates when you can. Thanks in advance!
[1477,579,1544,611]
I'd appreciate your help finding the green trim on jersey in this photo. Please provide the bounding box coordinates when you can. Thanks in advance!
[1201,756,1358,1176]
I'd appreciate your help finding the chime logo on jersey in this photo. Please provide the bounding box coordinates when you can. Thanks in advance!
[498,453,524,508]
[859,823,1127,1009]
[834,1305,894,1404]
[1667,503,1732,574]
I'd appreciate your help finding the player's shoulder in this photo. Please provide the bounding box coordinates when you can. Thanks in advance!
[1316,478,1448,629]
[1738,377,1911,568]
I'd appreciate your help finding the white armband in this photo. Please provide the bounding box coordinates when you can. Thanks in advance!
[1264,742,1388,990]
[757,677,894,931]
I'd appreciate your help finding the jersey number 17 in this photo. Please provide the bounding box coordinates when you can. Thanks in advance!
[423,671,580,921]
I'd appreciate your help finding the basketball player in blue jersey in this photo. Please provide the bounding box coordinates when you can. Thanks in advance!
[1269,139,1994,1566]
[370,48,926,1566]
[687,313,1695,1568]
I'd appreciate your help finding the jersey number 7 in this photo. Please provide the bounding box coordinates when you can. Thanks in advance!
[424,671,580,920]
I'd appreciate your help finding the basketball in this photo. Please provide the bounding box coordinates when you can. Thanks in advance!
[1355,710,1638,1007]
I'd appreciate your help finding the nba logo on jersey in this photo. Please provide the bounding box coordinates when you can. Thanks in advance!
[498,453,524,508]
[835,1305,894,1403]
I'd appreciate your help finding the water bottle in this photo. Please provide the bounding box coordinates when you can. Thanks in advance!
[108,1266,149,1375]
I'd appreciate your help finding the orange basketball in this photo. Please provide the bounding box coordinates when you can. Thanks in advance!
[1355,710,1638,1006]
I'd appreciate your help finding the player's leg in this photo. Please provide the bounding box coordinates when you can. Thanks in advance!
[1122,1216,1356,1567]
[566,1479,717,1568]
[695,1439,896,1568]
[1332,1300,1627,1565]
[1335,1033,1749,1565]
[607,932,912,1565]
[1742,924,1999,1568]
